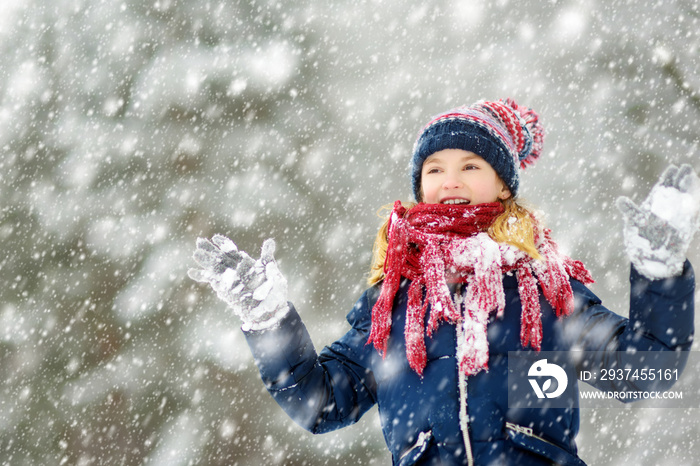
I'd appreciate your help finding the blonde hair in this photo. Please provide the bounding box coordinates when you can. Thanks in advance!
[367,198,542,286]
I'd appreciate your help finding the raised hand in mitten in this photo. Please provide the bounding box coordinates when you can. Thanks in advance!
[188,235,289,331]
[616,164,700,280]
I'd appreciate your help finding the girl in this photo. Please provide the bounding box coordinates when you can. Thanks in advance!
[189,99,698,465]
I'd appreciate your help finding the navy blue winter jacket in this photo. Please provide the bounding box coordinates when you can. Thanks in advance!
[244,262,695,465]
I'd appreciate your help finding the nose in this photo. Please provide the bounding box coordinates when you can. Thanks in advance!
[442,171,463,190]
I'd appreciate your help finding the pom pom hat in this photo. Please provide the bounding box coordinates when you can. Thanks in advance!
[411,98,544,201]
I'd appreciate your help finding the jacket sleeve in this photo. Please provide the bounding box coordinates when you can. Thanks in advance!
[562,260,695,394]
[242,288,379,434]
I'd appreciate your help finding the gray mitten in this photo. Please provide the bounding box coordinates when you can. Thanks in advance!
[188,235,289,331]
[616,164,700,280]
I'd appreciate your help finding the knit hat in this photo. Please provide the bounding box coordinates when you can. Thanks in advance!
[411,98,544,201]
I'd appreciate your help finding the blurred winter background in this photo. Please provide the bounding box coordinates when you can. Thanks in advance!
[1,0,699,464]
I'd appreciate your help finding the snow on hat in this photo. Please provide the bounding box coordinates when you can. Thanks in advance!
[410,98,544,201]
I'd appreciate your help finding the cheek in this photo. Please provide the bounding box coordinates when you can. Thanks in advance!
[420,180,438,203]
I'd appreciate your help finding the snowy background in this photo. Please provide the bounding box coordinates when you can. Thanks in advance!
[1,0,699,464]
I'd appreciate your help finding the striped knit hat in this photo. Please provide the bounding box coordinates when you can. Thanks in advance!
[411,99,544,201]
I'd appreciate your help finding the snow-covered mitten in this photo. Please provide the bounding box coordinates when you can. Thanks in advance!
[616,164,700,280]
[188,235,289,331]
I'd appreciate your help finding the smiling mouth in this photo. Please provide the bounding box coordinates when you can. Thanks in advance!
[440,198,470,205]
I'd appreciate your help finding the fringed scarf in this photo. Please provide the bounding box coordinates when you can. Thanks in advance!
[367,201,593,377]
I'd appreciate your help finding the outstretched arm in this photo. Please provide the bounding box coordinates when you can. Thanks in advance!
[564,165,698,394]
[189,236,378,433]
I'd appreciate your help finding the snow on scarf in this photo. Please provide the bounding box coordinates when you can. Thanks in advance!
[367,201,593,377]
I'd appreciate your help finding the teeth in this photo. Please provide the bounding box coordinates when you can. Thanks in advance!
[442,199,470,205]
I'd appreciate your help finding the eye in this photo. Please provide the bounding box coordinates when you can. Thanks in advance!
[463,164,479,171]
[425,167,441,174]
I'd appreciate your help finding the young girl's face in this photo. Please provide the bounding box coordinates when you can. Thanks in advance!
[420,149,511,205]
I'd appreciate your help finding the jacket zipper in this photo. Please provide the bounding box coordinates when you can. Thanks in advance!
[399,430,432,461]
[456,315,474,466]
[505,422,558,448]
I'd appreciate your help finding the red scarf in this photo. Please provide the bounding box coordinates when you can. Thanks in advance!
[367,201,593,377]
